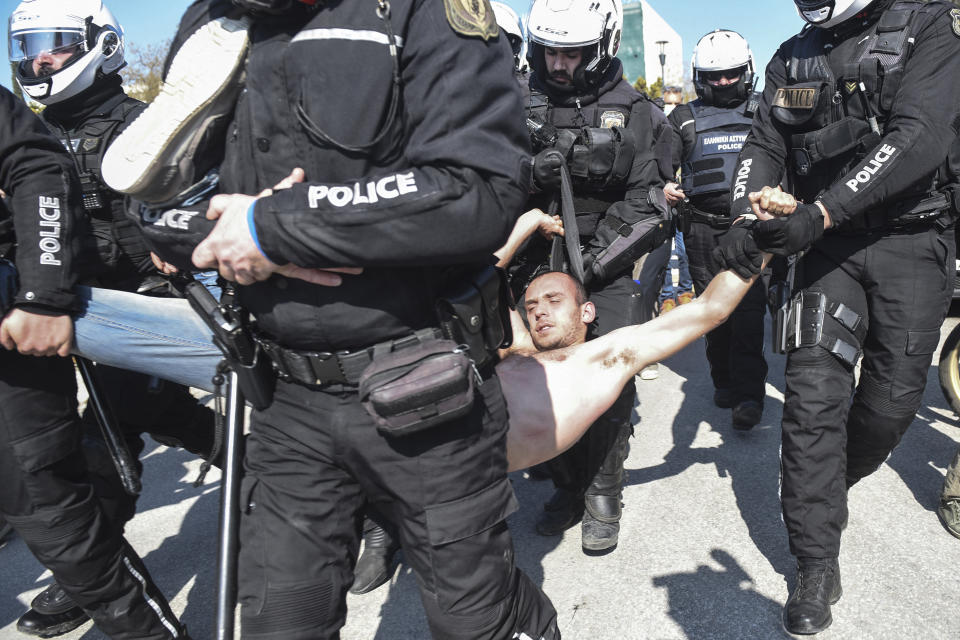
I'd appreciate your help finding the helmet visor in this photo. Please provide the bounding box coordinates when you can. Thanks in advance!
[9,27,85,62]
[794,0,834,23]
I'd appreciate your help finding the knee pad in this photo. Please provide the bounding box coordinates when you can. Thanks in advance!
[846,377,916,483]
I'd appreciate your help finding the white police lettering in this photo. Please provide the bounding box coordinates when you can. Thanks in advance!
[702,133,748,154]
[38,196,62,266]
[845,144,896,192]
[308,172,419,208]
[732,159,753,200]
[141,207,200,231]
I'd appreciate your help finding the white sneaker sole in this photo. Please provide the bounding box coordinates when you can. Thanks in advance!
[102,15,250,200]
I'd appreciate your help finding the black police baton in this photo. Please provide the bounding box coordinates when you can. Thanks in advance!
[214,365,244,640]
[548,160,586,283]
[74,356,142,496]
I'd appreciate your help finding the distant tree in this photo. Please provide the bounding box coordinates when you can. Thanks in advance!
[123,40,170,103]
[633,76,663,100]
[9,63,24,102]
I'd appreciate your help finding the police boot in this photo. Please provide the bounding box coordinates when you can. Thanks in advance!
[732,399,763,431]
[16,583,90,638]
[350,520,401,595]
[535,488,584,536]
[783,557,842,635]
[581,426,630,552]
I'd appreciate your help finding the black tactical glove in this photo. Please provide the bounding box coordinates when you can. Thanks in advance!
[532,149,565,192]
[712,219,764,279]
[753,203,825,256]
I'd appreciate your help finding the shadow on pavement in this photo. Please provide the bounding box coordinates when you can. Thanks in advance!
[652,549,792,640]
[628,338,794,582]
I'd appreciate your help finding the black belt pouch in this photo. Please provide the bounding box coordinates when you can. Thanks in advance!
[359,338,476,437]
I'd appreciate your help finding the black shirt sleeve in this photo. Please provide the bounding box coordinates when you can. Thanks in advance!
[0,87,84,312]
[819,4,960,224]
[729,47,792,219]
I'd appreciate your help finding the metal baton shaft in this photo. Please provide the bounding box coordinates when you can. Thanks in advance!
[216,369,245,640]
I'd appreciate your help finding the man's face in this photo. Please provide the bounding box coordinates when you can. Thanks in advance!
[31,46,79,78]
[544,47,582,86]
[523,272,594,351]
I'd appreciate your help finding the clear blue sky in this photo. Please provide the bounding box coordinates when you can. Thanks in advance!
[0,0,804,92]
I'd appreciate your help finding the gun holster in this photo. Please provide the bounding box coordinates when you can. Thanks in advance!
[435,265,513,370]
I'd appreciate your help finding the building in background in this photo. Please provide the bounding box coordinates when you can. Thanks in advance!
[619,0,681,88]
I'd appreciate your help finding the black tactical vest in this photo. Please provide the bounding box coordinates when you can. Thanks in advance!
[774,0,922,190]
[527,79,639,235]
[680,98,755,198]
[47,93,153,276]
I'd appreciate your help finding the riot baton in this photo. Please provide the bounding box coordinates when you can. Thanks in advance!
[215,366,245,640]
[547,160,586,283]
[74,356,142,496]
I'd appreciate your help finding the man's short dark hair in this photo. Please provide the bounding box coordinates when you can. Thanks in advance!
[527,269,588,306]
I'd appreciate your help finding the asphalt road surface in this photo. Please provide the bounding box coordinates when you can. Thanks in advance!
[3,314,959,639]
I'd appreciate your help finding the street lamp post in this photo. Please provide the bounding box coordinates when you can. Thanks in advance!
[656,39,668,91]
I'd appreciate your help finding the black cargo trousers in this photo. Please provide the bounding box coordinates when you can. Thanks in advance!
[781,223,955,559]
[684,220,768,404]
[237,373,559,640]
[0,349,185,640]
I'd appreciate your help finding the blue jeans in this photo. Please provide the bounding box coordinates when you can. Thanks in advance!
[659,230,694,303]
[72,279,222,393]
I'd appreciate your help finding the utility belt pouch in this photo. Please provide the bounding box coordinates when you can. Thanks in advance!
[0,257,18,316]
[435,265,512,370]
[359,337,477,438]
[677,200,692,235]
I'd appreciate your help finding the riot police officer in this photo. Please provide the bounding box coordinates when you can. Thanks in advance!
[0,84,190,639]
[716,0,960,633]
[519,0,673,551]
[8,1,216,634]
[116,0,559,637]
[663,30,768,430]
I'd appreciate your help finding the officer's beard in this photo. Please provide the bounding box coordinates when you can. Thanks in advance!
[544,72,577,95]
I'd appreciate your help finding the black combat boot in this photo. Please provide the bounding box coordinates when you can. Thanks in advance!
[535,488,584,536]
[350,520,401,594]
[783,556,842,635]
[16,583,90,638]
[582,425,630,552]
[732,399,763,430]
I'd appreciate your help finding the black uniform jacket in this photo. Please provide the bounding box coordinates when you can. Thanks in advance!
[0,86,84,313]
[731,0,960,226]
[158,0,529,351]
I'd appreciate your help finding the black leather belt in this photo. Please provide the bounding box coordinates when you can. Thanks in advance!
[687,206,731,230]
[258,327,444,387]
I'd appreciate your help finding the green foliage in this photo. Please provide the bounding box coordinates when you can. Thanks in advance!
[123,40,170,103]
[633,76,664,99]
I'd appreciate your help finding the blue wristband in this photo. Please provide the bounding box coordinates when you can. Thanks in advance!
[247,200,267,258]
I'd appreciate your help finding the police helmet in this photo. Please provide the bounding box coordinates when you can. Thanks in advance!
[491,1,527,71]
[9,0,124,105]
[691,29,754,107]
[794,0,876,28]
[527,0,622,92]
